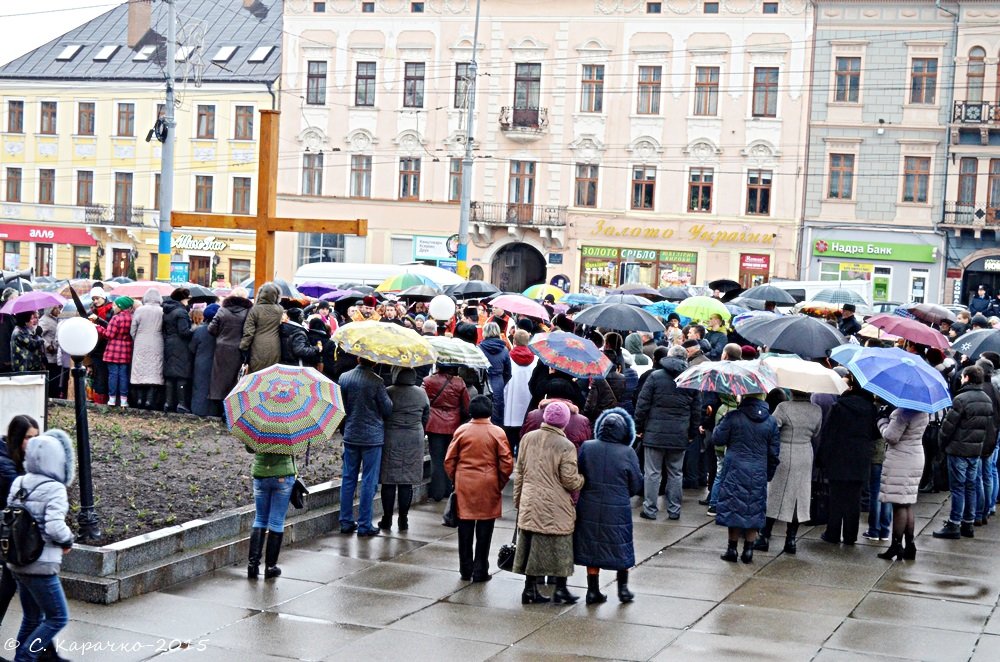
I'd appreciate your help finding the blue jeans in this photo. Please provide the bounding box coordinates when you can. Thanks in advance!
[977,451,994,521]
[990,445,999,512]
[340,443,383,533]
[709,455,726,507]
[948,456,980,524]
[253,476,295,532]
[866,464,892,538]
[14,573,69,662]
[107,362,129,399]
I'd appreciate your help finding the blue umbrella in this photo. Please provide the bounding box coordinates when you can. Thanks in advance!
[843,347,951,413]
[642,301,691,326]
[829,344,863,365]
[725,304,749,317]
[562,293,599,306]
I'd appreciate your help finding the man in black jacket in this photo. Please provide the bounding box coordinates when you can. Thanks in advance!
[934,365,995,539]
[837,303,862,338]
[635,357,701,520]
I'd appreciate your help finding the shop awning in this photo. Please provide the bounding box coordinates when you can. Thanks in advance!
[0,223,96,246]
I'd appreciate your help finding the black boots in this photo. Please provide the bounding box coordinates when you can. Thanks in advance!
[753,535,770,552]
[552,577,579,604]
[784,521,799,555]
[398,485,412,531]
[616,570,634,603]
[264,531,283,579]
[586,573,607,605]
[932,521,961,539]
[902,534,917,560]
[721,540,739,562]
[247,528,266,579]
[878,535,904,560]
[741,540,754,564]
[961,522,975,538]
[521,576,550,604]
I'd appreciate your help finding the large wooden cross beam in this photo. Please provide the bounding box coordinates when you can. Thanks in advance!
[172,109,367,287]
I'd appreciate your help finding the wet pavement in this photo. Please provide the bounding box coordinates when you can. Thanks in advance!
[3,488,998,661]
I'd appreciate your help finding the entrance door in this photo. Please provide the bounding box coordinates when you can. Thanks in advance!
[490,243,546,293]
[909,269,929,304]
[34,244,53,278]
[508,161,535,223]
[189,256,211,286]
[111,248,130,278]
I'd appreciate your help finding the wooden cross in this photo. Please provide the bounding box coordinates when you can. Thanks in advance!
[171,109,368,287]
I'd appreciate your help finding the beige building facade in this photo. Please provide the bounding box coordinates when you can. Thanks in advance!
[276,0,814,291]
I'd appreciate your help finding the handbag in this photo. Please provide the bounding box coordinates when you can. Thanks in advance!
[497,526,517,571]
[0,480,54,567]
[442,492,459,528]
[290,457,309,509]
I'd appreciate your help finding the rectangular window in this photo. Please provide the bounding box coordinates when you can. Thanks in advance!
[958,157,978,204]
[306,61,327,105]
[631,166,656,210]
[35,244,53,278]
[746,169,772,215]
[581,64,604,113]
[509,161,536,221]
[76,171,94,206]
[195,175,213,212]
[196,105,215,139]
[153,173,161,210]
[73,246,91,278]
[828,153,855,200]
[350,155,372,198]
[234,105,253,140]
[910,58,938,104]
[902,156,931,203]
[40,101,57,134]
[314,1,326,11]
[78,102,95,135]
[752,67,779,117]
[514,63,542,110]
[448,158,463,202]
[411,1,424,11]
[637,66,662,115]
[834,57,861,103]
[704,1,719,13]
[3,242,20,271]
[694,66,720,116]
[7,101,23,133]
[362,1,374,12]
[302,153,324,195]
[763,1,778,13]
[233,177,251,214]
[646,2,662,12]
[454,62,472,109]
[114,172,133,223]
[403,62,425,108]
[399,158,421,200]
[575,164,599,208]
[298,233,345,265]
[5,168,21,203]
[355,62,376,106]
[230,258,251,285]
[116,102,134,137]
[38,169,55,204]
[989,159,1000,216]
[688,168,714,212]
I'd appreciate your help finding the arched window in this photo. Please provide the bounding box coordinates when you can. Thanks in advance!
[967,46,986,102]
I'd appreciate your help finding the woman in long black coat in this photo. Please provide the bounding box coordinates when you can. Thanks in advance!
[208,290,252,400]
[162,288,194,412]
[574,407,642,605]
[189,304,220,417]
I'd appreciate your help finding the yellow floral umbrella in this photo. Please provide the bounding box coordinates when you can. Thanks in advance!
[332,321,436,367]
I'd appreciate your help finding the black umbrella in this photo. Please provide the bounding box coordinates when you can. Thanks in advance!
[741,284,796,305]
[727,296,768,312]
[611,283,662,300]
[573,303,665,333]
[952,329,1000,360]
[720,287,746,303]
[658,286,690,302]
[449,280,500,299]
[599,293,649,307]
[899,302,956,326]
[184,284,218,304]
[338,283,376,295]
[398,284,442,302]
[709,279,741,293]
[735,315,846,359]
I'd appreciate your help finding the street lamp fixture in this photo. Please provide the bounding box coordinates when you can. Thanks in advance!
[57,317,102,543]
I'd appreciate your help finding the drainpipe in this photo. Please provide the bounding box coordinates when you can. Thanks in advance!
[795,0,819,279]
[936,0,959,303]
[266,80,277,110]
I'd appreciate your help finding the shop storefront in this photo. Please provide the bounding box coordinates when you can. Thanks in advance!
[134,229,256,287]
[0,223,96,279]
[580,246,698,288]
[944,234,1000,307]
[738,254,771,288]
[801,227,943,304]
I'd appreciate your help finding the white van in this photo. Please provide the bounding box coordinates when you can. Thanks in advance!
[294,262,466,287]
[767,279,873,305]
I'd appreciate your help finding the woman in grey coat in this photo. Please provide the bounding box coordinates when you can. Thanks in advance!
[755,391,822,555]
[208,289,252,400]
[875,407,928,561]
[378,368,430,532]
[130,288,164,409]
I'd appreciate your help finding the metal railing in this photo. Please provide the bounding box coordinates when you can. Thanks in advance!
[952,100,1000,124]
[471,201,567,227]
[85,205,146,226]
[943,201,999,226]
[498,106,549,130]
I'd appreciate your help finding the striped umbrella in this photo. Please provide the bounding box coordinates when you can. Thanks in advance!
[811,289,867,307]
[224,365,345,455]
[675,360,778,396]
[426,336,489,368]
[376,273,438,293]
[843,347,952,413]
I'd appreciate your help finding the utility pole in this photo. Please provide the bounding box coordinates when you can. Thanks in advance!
[157,0,177,281]
[456,0,482,279]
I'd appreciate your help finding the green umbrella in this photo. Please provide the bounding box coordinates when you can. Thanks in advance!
[675,296,731,323]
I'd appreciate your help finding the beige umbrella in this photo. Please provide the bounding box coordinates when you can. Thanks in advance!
[761,356,848,395]
[858,323,900,342]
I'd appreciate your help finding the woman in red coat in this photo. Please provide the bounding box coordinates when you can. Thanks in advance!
[422,365,471,501]
[445,395,513,582]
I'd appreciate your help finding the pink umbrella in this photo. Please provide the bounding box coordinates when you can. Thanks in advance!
[489,294,550,320]
[110,280,177,298]
[866,313,949,350]
[0,291,66,315]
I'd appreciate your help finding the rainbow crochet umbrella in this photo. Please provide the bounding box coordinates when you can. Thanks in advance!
[523,284,565,302]
[376,273,438,292]
[224,365,345,455]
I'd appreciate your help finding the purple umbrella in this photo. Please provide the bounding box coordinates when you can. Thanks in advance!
[297,281,339,298]
[319,289,358,302]
[1,291,67,315]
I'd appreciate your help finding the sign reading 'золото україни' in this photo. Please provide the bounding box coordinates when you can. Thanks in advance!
[590,219,777,246]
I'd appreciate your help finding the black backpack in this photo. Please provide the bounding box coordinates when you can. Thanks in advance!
[0,479,53,567]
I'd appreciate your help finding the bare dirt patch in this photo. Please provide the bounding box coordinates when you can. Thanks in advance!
[47,404,343,544]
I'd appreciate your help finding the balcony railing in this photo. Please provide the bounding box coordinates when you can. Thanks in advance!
[943,201,1000,226]
[471,201,567,227]
[85,204,146,226]
[952,101,1000,124]
[499,106,549,131]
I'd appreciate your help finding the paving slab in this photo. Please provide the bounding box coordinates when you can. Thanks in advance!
[514,614,683,661]
[651,630,820,662]
[273,584,435,627]
[628,564,749,601]
[321,628,505,662]
[563,592,716,629]
[755,554,888,591]
[824,617,979,662]
[387,601,555,645]
[851,590,993,633]
[298,533,427,561]
[874,566,1000,606]
[724,577,867,617]
[206,612,373,661]
[811,649,913,662]
[45,621,163,662]
[986,606,1000,635]
[334,561,468,600]
[691,603,844,646]
[161,566,324,610]
[971,633,1000,662]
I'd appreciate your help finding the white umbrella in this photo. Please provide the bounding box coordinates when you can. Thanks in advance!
[762,356,847,395]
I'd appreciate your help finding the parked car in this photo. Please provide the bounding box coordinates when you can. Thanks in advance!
[871,301,902,315]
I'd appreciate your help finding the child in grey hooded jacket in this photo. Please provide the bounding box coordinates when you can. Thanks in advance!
[8,429,74,662]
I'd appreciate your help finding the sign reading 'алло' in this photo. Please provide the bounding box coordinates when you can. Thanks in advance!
[812,239,936,263]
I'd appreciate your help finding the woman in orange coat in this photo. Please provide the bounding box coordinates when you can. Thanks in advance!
[445,395,514,582]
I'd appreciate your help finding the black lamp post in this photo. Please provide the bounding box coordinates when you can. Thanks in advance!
[57,318,102,542]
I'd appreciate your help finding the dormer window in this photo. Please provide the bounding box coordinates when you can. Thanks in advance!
[56,45,83,61]
[133,45,156,62]
[248,46,274,63]
[93,45,120,62]
[212,46,237,63]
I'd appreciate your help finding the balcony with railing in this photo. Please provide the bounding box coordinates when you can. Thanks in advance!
[498,107,549,142]
[85,205,147,226]
[471,201,567,227]
[942,201,1000,235]
[953,101,1000,125]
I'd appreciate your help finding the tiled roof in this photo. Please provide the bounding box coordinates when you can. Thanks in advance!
[0,0,280,84]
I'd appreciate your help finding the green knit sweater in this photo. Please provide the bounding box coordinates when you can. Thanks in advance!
[246,446,295,478]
